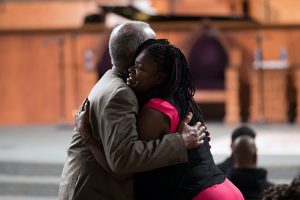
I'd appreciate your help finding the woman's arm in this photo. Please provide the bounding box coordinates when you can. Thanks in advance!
[137,107,171,141]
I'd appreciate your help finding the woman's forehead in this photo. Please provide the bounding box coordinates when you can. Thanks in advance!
[136,49,150,61]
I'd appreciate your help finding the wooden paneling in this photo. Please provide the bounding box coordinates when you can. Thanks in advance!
[0,33,63,124]
[249,0,300,24]
[94,0,130,6]
[0,1,99,30]
[155,26,241,123]
[151,0,243,16]
[221,28,300,81]
[150,0,170,14]
[194,90,226,103]
[74,32,109,109]
[249,69,288,123]
[0,30,109,125]
[225,67,240,123]
[155,23,300,124]
[294,68,300,123]
[2,19,300,124]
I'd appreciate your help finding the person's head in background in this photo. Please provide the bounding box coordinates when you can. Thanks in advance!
[231,125,256,149]
[232,135,257,169]
[109,21,156,72]
[231,125,256,143]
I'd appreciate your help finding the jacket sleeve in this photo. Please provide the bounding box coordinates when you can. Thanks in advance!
[94,87,188,174]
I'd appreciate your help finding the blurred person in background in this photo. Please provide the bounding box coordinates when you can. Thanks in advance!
[217,125,256,174]
[227,135,273,199]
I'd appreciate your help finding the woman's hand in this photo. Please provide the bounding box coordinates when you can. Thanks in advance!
[126,66,138,87]
[75,99,92,144]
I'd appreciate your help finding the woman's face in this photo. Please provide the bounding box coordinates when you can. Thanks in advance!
[127,49,166,93]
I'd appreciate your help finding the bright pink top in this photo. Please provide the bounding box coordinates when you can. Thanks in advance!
[144,98,180,133]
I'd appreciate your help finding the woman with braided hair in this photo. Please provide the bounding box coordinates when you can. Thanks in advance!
[80,39,244,199]
[125,39,243,200]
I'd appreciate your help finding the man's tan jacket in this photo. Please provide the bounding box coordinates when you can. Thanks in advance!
[59,67,188,200]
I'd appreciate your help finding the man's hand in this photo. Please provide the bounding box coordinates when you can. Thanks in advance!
[177,112,207,150]
[75,99,92,144]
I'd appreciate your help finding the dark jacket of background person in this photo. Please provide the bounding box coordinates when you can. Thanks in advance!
[227,168,273,199]
[227,135,272,199]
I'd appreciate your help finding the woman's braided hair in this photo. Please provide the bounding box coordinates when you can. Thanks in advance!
[134,39,204,124]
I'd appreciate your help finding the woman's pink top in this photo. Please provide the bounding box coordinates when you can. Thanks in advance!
[144,98,180,133]
[143,98,244,200]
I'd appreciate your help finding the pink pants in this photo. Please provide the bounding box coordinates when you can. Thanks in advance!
[193,178,244,200]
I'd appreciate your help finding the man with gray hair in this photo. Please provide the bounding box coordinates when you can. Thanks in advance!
[59,21,206,200]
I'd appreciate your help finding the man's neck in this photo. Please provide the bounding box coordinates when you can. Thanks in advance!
[112,66,128,80]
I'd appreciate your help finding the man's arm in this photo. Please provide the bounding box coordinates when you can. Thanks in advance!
[76,100,131,181]
[86,88,205,174]
[85,136,131,181]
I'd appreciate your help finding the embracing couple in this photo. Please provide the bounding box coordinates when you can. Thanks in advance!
[59,21,244,200]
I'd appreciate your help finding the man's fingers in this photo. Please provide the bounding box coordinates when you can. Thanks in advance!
[195,132,206,145]
[199,132,206,140]
[183,112,193,125]
[189,138,204,149]
[194,132,205,140]
[205,131,211,142]
[194,122,201,130]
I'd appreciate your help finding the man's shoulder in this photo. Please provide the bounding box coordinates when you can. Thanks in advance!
[101,76,135,98]
[88,73,136,105]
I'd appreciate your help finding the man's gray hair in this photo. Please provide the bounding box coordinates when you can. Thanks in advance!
[109,21,156,69]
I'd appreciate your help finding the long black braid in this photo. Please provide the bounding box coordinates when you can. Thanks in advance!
[134,39,204,125]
